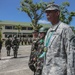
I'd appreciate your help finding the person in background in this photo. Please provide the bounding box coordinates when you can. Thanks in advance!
[5,35,12,56]
[35,27,47,75]
[28,29,39,75]
[32,30,39,41]
[12,35,19,58]
[24,38,28,45]
[42,3,75,75]
[0,38,3,60]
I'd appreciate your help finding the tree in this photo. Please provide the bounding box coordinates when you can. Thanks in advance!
[15,24,22,38]
[60,2,75,24]
[19,0,47,30]
[19,0,75,30]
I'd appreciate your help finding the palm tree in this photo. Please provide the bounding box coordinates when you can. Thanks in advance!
[15,24,22,39]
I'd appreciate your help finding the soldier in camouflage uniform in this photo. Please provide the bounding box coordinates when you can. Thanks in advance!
[0,39,3,60]
[5,35,12,56]
[28,30,39,75]
[35,27,47,75]
[42,3,75,75]
[12,35,19,58]
[12,35,19,47]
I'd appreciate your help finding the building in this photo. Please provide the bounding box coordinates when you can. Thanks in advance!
[0,21,50,40]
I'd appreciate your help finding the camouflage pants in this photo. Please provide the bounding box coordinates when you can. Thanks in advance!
[35,60,44,75]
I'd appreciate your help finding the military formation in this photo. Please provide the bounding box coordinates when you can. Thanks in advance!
[0,33,34,59]
[20,38,32,45]
[0,35,20,59]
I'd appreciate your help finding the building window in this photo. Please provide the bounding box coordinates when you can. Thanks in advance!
[13,26,17,29]
[28,27,33,30]
[22,27,26,30]
[5,26,12,29]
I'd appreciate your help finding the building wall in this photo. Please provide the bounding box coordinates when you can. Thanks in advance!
[1,24,33,40]
[0,21,50,41]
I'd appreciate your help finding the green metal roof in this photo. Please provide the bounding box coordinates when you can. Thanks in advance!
[0,21,32,26]
[0,21,51,28]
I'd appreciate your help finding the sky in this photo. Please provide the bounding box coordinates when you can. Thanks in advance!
[0,0,75,27]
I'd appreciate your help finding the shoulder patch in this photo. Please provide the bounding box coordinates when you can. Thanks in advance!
[70,35,75,46]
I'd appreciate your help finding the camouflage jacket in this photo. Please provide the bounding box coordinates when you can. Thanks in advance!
[0,40,2,49]
[12,39,19,47]
[5,39,12,47]
[28,38,39,72]
[29,39,44,71]
[42,21,75,75]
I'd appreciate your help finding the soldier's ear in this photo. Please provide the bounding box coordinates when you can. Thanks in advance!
[56,11,60,16]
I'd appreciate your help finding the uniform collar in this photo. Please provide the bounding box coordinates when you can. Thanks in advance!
[50,21,61,32]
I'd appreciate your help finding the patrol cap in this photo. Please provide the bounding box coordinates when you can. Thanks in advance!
[45,3,60,12]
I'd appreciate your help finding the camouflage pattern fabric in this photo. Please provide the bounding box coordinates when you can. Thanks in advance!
[5,39,12,47]
[42,21,75,75]
[12,39,19,46]
[0,40,2,50]
[28,38,39,72]
[35,39,45,75]
[28,38,45,75]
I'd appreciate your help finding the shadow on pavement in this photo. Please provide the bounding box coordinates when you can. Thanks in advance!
[1,55,29,60]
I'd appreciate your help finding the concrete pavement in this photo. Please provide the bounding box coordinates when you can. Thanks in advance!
[0,45,34,75]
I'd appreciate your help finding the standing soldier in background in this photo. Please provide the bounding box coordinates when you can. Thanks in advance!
[28,29,39,75]
[12,35,19,58]
[0,38,3,60]
[12,35,19,48]
[27,38,31,45]
[32,30,39,42]
[42,3,75,75]
[5,35,12,56]
[35,27,47,75]
[24,38,27,45]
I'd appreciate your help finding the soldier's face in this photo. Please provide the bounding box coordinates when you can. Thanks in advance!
[39,32,45,38]
[33,32,38,38]
[46,10,59,22]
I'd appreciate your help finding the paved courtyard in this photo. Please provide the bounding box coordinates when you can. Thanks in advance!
[0,45,34,75]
